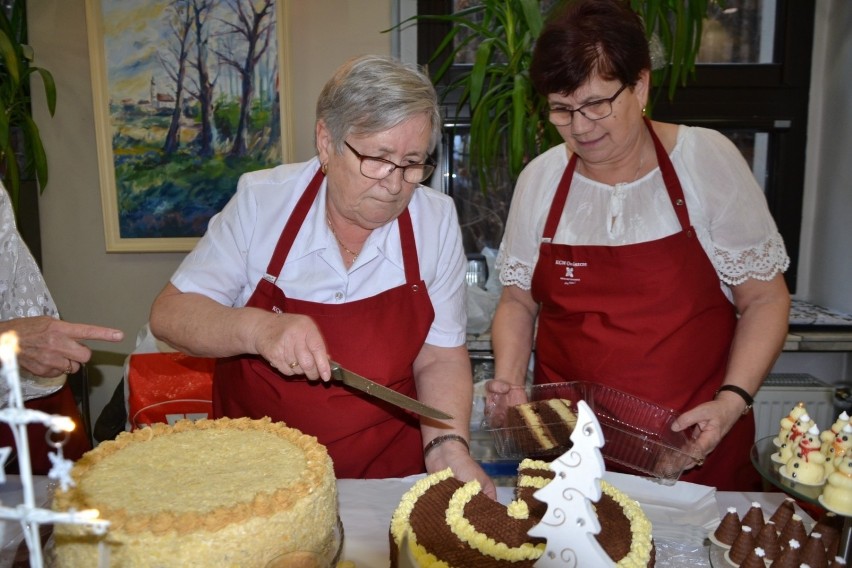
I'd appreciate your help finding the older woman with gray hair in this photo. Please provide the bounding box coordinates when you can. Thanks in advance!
[150,55,493,494]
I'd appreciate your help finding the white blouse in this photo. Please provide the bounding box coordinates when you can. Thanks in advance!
[0,183,64,403]
[497,125,790,301]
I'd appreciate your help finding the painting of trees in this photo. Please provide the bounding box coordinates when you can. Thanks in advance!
[86,0,288,251]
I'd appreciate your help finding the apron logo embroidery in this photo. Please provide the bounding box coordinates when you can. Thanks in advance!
[555,260,586,286]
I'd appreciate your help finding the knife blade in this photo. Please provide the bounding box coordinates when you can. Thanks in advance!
[329,361,453,420]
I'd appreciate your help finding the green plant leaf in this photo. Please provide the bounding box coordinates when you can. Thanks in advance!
[0,101,9,143]
[510,74,527,175]
[518,0,545,38]
[22,114,47,191]
[0,0,57,211]
[470,38,496,109]
[0,29,21,86]
[32,67,57,117]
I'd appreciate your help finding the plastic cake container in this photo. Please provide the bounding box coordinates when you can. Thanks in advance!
[482,381,703,484]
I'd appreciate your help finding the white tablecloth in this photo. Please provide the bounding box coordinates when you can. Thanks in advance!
[0,474,814,568]
[339,472,814,568]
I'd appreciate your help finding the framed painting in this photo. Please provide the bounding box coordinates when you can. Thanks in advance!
[85,0,292,252]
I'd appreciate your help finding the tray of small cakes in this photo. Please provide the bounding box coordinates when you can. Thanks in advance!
[481,381,704,484]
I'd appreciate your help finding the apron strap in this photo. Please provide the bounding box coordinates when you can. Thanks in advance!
[542,119,692,242]
[396,209,421,285]
[264,167,326,282]
[542,152,578,241]
[644,117,692,230]
[262,166,420,285]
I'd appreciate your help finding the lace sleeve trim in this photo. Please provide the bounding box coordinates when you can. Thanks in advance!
[496,247,534,290]
[713,232,790,286]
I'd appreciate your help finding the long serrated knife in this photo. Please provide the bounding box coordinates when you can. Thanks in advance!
[330,361,453,420]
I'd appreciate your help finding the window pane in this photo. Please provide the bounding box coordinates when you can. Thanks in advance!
[719,130,770,193]
[441,128,512,253]
[698,0,777,64]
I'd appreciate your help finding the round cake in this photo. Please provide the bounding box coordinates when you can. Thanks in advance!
[389,459,654,567]
[52,417,337,567]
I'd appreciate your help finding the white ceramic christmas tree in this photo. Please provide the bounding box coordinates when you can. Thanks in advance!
[0,331,109,567]
[528,399,614,567]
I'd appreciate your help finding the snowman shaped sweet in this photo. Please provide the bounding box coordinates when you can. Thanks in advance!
[781,424,827,486]
[824,423,852,476]
[773,412,816,465]
[821,457,852,516]
[821,411,850,454]
[774,402,808,448]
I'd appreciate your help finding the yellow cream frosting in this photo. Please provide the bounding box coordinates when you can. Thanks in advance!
[392,460,653,568]
[52,417,337,568]
[518,459,653,568]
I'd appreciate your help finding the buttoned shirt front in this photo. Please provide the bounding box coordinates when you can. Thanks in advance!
[172,158,468,348]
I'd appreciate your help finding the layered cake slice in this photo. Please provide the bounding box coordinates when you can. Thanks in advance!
[505,399,578,455]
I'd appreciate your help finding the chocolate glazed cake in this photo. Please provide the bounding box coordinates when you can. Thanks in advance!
[389,460,655,567]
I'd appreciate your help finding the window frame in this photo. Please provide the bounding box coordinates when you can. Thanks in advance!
[416,0,814,293]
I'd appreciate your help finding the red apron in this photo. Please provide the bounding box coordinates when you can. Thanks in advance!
[530,120,758,491]
[214,168,435,479]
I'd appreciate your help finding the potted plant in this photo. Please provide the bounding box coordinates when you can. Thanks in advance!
[0,0,56,220]
[406,0,711,188]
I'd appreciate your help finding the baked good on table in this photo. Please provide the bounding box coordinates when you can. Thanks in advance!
[774,402,808,448]
[710,506,741,547]
[726,525,755,566]
[505,399,577,454]
[389,458,654,567]
[768,496,796,530]
[756,521,781,562]
[52,417,338,567]
[741,501,764,533]
[821,456,852,516]
[780,424,828,486]
[799,531,828,568]
[773,539,802,568]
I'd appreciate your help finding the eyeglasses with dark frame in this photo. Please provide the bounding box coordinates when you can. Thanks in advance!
[344,141,436,184]
[547,83,629,127]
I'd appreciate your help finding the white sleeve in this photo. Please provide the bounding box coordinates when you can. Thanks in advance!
[677,128,790,285]
[0,183,64,405]
[496,146,567,290]
[416,190,469,347]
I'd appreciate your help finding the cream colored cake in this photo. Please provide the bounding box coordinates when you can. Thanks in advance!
[52,417,338,567]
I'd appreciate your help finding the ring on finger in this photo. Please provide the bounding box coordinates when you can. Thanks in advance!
[65,360,74,375]
[288,361,299,369]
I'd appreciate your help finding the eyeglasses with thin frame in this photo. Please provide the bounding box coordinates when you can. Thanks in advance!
[344,141,436,184]
[547,83,628,127]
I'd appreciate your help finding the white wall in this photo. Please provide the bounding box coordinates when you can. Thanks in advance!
[26,0,852,427]
[770,0,852,385]
[27,0,393,428]
[798,0,852,313]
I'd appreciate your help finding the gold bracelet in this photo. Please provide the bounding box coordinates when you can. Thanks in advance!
[423,434,470,457]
